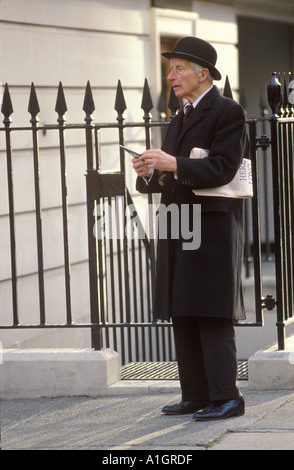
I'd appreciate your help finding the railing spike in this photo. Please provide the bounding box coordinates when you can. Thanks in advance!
[28,82,40,117]
[1,83,14,120]
[55,81,67,118]
[83,80,95,117]
[168,86,181,119]
[223,75,233,99]
[141,78,153,114]
[114,79,127,119]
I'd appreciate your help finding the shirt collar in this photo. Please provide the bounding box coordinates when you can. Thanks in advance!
[184,85,213,112]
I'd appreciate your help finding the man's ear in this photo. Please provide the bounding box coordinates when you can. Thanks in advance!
[198,68,209,81]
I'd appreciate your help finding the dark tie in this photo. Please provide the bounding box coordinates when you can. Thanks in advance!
[182,104,193,126]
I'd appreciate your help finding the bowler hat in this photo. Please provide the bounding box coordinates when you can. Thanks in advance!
[161,36,222,81]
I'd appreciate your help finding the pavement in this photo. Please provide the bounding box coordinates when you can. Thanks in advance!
[1,380,294,452]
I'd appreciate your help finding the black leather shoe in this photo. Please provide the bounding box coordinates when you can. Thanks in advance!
[192,396,245,421]
[162,401,209,415]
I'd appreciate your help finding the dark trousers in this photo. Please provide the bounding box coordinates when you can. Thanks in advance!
[172,316,241,403]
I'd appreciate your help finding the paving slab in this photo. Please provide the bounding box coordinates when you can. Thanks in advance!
[1,385,294,451]
[211,432,294,450]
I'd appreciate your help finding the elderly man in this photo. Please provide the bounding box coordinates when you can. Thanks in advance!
[132,37,246,421]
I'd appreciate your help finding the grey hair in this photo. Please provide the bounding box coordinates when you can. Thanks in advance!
[190,62,214,81]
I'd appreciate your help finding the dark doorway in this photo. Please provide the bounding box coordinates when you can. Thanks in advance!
[238,16,294,118]
[159,36,178,121]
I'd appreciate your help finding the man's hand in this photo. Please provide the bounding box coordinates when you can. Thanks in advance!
[131,156,153,177]
[132,149,177,176]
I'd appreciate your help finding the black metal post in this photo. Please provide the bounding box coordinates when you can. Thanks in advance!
[28,83,46,326]
[55,82,72,325]
[1,84,18,326]
[248,119,263,325]
[83,81,101,350]
[267,73,285,350]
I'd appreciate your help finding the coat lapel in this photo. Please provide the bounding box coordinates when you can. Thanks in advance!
[162,112,183,154]
[176,86,220,151]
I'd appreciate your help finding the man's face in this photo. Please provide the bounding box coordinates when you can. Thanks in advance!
[167,58,201,103]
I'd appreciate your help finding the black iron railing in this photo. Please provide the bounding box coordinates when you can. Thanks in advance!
[0,73,293,361]
[266,72,294,348]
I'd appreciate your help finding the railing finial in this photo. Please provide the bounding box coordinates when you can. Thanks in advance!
[83,80,95,119]
[223,75,233,99]
[141,78,153,118]
[114,79,127,121]
[168,86,181,119]
[55,81,67,121]
[1,83,14,125]
[28,82,40,121]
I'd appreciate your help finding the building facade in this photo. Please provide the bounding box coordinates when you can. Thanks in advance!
[1,0,294,349]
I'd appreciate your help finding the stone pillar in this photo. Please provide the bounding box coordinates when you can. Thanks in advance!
[248,335,294,389]
[0,348,120,398]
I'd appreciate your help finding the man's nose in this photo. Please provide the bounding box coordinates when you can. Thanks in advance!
[167,70,175,81]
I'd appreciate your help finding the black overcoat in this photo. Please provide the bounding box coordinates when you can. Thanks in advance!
[137,86,247,322]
